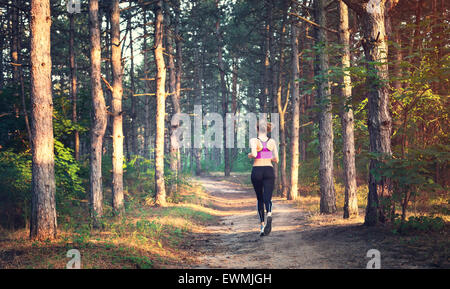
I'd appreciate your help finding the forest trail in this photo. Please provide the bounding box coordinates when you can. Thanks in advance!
[186,175,444,269]
[187,175,343,269]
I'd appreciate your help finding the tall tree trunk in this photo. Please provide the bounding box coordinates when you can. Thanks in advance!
[343,0,396,225]
[89,0,107,225]
[110,0,124,213]
[69,14,79,161]
[128,2,138,156]
[167,6,180,194]
[154,0,167,207]
[231,56,239,171]
[143,12,151,159]
[339,0,358,218]
[11,2,32,145]
[276,0,289,198]
[314,0,336,214]
[263,0,271,113]
[216,0,230,177]
[29,0,57,240]
[174,0,183,174]
[0,20,4,89]
[277,83,289,199]
[194,47,202,176]
[288,12,300,201]
[11,0,19,81]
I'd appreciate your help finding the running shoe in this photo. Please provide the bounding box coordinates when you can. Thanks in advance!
[264,215,272,235]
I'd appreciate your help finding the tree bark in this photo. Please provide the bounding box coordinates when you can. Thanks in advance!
[174,0,183,174]
[128,2,138,156]
[215,0,230,177]
[194,47,202,176]
[343,0,395,225]
[143,12,152,159]
[29,0,57,240]
[339,0,358,218]
[154,0,167,206]
[277,83,289,199]
[166,4,180,193]
[276,0,289,198]
[69,14,79,161]
[288,12,300,201]
[89,0,107,225]
[314,0,336,214]
[110,0,124,213]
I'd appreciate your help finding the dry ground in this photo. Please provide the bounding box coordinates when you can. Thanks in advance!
[186,174,449,269]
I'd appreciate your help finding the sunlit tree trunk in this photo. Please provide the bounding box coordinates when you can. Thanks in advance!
[275,0,289,198]
[277,83,289,199]
[154,0,167,206]
[339,0,358,218]
[343,0,397,225]
[29,0,57,240]
[110,0,124,213]
[89,0,107,225]
[288,11,300,201]
[314,0,336,214]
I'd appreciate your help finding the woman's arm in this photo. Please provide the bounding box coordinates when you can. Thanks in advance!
[248,138,258,159]
[270,139,279,163]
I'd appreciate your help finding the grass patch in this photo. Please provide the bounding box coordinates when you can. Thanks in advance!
[0,181,216,269]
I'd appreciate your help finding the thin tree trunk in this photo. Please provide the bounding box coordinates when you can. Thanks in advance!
[0,23,4,89]
[314,0,336,214]
[175,0,183,174]
[11,0,19,81]
[278,82,289,199]
[288,12,300,201]
[276,0,289,198]
[110,0,124,213]
[263,1,271,113]
[89,0,107,225]
[216,0,230,177]
[339,0,358,219]
[166,5,180,193]
[143,12,151,159]
[128,2,138,156]
[69,14,79,161]
[29,0,57,240]
[194,47,202,176]
[154,0,167,207]
[11,2,32,145]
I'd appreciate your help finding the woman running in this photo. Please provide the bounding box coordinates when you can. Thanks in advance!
[248,121,278,236]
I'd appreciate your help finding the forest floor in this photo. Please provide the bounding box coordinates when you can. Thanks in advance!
[0,173,447,269]
[183,173,449,269]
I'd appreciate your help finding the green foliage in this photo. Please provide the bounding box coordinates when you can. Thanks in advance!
[54,140,85,201]
[123,155,155,200]
[393,216,445,234]
[371,147,448,221]
[0,151,32,229]
[0,141,85,229]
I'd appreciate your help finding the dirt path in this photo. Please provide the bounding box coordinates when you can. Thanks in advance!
[188,175,447,269]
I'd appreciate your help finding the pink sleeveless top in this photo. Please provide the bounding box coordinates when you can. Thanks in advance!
[255,138,273,159]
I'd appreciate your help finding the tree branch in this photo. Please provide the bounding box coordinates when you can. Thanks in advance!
[289,12,338,34]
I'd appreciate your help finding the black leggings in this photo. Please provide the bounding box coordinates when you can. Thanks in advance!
[251,166,275,223]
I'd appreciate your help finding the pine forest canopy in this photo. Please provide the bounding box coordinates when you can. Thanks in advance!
[0,0,447,267]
